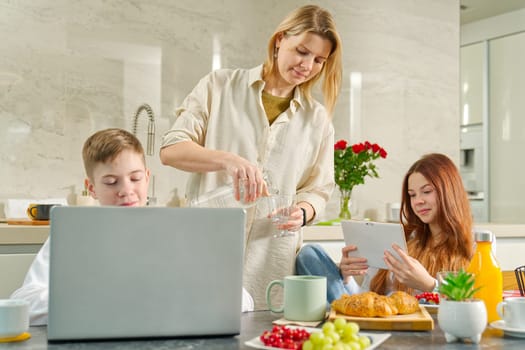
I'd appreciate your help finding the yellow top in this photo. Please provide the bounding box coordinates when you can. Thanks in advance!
[262,90,293,125]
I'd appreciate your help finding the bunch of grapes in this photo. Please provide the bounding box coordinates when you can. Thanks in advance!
[259,325,311,349]
[302,318,371,350]
[415,292,440,305]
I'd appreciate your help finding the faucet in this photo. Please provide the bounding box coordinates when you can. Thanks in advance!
[132,103,155,156]
[147,175,157,207]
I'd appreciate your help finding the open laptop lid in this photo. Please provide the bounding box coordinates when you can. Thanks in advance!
[341,220,407,269]
[48,206,245,341]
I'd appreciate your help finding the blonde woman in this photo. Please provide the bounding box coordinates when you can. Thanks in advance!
[160,5,343,309]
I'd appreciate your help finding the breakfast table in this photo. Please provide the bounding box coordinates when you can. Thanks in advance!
[4,310,524,349]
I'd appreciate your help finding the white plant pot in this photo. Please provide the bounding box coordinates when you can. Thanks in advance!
[437,299,487,344]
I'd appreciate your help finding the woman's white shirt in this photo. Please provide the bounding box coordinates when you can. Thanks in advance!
[161,65,335,309]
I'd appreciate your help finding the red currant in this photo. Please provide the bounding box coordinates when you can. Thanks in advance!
[258,325,311,349]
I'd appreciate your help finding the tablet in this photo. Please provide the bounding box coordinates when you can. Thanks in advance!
[341,220,407,269]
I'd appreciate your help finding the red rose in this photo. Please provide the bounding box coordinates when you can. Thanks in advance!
[352,143,365,153]
[334,139,387,193]
[334,140,347,150]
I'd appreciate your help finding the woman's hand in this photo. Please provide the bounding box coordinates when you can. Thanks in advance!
[160,142,269,203]
[224,155,269,203]
[339,245,368,283]
[384,243,436,292]
[274,205,303,233]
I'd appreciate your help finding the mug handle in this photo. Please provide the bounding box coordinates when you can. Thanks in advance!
[496,301,506,319]
[266,279,284,313]
[27,206,37,220]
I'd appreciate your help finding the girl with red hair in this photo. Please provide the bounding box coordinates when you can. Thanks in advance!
[296,153,474,301]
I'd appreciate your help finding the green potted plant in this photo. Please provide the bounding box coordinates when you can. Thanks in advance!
[438,269,480,301]
[437,269,487,344]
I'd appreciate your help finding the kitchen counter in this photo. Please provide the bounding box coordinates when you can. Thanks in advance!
[303,223,525,241]
[302,223,525,272]
[5,311,525,349]
[3,222,525,244]
[1,222,525,271]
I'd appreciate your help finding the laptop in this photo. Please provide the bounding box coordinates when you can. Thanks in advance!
[341,220,407,269]
[48,206,245,341]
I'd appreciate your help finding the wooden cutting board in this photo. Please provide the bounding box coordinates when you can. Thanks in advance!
[7,219,50,226]
[328,304,434,331]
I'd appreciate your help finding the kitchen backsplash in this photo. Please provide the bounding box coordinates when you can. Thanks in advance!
[0,0,459,222]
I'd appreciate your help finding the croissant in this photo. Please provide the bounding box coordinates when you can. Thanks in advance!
[388,291,420,314]
[331,292,396,317]
[331,291,419,317]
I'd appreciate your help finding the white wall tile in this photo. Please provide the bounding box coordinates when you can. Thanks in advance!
[0,0,459,221]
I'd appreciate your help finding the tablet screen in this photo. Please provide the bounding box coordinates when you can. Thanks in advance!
[341,220,407,269]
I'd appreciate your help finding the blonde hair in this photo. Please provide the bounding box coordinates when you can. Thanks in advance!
[370,153,474,295]
[262,5,342,116]
[82,128,145,180]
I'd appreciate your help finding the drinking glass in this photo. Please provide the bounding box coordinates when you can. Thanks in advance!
[269,193,297,238]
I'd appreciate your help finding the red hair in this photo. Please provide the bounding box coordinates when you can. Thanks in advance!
[370,153,473,295]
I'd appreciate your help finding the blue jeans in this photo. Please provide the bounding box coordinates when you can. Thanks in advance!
[295,244,357,303]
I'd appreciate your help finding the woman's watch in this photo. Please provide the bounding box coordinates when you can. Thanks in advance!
[300,207,307,227]
[432,278,439,293]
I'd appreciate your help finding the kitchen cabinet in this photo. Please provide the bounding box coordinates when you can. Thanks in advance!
[0,224,47,298]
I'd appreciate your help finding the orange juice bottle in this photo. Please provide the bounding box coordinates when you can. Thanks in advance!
[467,231,502,323]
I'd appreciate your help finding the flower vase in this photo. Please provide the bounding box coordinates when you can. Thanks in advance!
[339,189,352,220]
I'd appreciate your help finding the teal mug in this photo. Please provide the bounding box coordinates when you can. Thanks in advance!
[266,275,327,322]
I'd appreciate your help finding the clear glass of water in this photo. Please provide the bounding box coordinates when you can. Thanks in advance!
[269,193,297,238]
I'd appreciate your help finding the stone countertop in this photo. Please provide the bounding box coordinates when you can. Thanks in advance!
[303,223,525,241]
[1,222,525,245]
[5,311,525,349]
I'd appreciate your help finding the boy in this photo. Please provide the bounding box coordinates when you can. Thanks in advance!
[11,128,151,325]
[11,128,253,325]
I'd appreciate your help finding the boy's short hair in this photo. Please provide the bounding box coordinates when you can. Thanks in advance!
[82,128,146,179]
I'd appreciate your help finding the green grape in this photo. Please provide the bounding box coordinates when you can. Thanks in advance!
[322,335,334,346]
[310,331,324,345]
[341,327,354,340]
[328,331,341,343]
[358,335,371,349]
[307,318,371,350]
[343,333,359,343]
[322,321,336,334]
[347,341,361,350]
[333,317,347,330]
[302,340,314,350]
[347,322,360,334]
[333,343,345,350]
